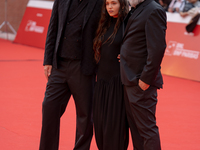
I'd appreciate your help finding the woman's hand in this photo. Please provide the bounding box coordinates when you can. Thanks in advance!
[117,54,120,62]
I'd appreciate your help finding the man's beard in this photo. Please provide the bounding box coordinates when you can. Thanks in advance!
[129,0,144,7]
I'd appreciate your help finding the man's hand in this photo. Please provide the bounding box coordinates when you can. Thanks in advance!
[117,54,120,62]
[139,79,150,91]
[44,65,52,80]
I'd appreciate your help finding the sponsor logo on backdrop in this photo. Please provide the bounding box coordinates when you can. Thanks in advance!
[25,20,44,33]
[36,13,43,17]
[165,41,199,59]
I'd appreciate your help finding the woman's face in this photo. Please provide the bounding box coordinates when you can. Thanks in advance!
[106,0,121,18]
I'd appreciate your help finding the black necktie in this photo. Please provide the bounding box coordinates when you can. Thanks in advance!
[124,8,134,29]
[130,7,135,15]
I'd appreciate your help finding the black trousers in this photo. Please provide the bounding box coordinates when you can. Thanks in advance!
[124,85,161,150]
[39,59,95,150]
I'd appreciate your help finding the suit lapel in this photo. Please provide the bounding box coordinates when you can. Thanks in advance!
[83,0,98,29]
[68,0,89,22]
[60,0,98,29]
[123,0,153,38]
[123,7,144,38]
[61,0,71,28]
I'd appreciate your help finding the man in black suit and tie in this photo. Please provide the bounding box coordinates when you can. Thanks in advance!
[39,0,103,150]
[120,0,167,149]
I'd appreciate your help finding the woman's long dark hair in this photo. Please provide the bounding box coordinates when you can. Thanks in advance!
[93,0,129,63]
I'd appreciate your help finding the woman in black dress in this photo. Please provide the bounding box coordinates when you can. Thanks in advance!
[93,0,129,149]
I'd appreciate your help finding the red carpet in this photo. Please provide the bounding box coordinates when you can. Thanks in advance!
[0,38,200,150]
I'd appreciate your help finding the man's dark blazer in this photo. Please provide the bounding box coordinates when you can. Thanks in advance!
[120,0,167,88]
[43,0,103,75]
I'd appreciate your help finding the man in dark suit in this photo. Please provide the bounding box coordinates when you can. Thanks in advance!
[39,0,103,150]
[120,0,167,149]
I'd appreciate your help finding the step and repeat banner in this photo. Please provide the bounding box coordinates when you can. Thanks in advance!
[14,1,200,81]
[14,0,53,49]
[161,13,200,82]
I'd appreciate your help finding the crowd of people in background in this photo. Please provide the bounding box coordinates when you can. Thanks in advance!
[158,0,200,33]
[159,0,200,17]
